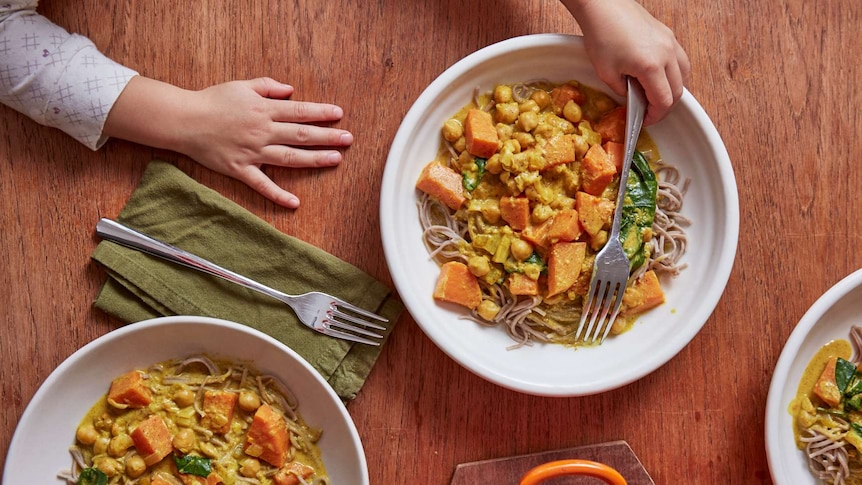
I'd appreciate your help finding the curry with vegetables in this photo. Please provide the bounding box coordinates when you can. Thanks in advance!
[416,80,689,347]
[790,326,862,484]
[60,355,328,485]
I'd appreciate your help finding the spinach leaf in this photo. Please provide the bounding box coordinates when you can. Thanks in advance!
[846,395,862,411]
[852,422,862,437]
[174,454,212,477]
[816,406,848,419]
[836,357,858,393]
[77,468,108,485]
[462,158,487,192]
[619,151,657,270]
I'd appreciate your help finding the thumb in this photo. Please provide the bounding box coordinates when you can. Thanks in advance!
[248,77,295,100]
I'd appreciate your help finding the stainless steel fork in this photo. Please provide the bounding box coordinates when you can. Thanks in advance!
[96,218,388,346]
[574,77,647,344]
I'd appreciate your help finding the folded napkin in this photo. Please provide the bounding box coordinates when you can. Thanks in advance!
[91,160,402,401]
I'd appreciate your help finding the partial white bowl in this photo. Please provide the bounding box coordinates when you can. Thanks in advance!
[766,268,862,484]
[3,316,368,484]
[380,34,739,396]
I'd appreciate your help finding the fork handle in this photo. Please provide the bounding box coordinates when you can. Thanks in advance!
[610,77,647,238]
[96,218,287,302]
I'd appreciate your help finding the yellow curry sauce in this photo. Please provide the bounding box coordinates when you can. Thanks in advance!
[790,339,852,447]
[67,356,327,485]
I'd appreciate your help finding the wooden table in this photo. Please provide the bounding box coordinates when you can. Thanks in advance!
[2,1,861,483]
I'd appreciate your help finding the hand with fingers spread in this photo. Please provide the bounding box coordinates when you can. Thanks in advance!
[562,0,691,125]
[103,76,352,208]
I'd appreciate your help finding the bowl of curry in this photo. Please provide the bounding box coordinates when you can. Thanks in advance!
[3,316,368,485]
[380,33,739,396]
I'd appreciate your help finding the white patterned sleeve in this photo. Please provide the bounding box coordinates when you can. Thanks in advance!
[0,1,139,150]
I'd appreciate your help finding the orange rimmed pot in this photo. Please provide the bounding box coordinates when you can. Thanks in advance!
[519,459,627,485]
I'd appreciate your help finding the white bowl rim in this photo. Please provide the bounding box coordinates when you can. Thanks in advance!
[3,315,369,484]
[764,268,862,483]
[380,33,740,396]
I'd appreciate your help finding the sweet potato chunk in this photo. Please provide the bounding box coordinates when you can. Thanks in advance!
[201,391,238,434]
[507,272,539,296]
[521,219,552,249]
[596,106,626,143]
[575,191,614,237]
[603,141,624,173]
[550,84,586,110]
[152,477,175,485]
[274,462,315,485]
[581,144,617,196]
[107,370,152,409]
[465,109,500,158]
[433,261,482,309]
[621,270,666,316]
[812,356,842,407]
[131,415,173,466]
[416,162,467,210]
[547,242,586,297]
[547,209,581,244]
[245,404,290,468]
[541,134,576,168]
[500,196,530,231]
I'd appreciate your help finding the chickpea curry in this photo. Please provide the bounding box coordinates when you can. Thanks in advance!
[63,355,328,485]
[416,80,683,346]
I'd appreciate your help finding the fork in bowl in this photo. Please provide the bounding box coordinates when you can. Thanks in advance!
[95,218,388,346]
[574,77,647,344]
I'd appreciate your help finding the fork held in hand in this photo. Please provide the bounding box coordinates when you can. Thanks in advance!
[95,218,388,346]
[575,77,647,344]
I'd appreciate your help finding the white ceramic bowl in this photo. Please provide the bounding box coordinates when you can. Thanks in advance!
[3,316,369,484]
[380,34,739,396]
[765,268,862,484]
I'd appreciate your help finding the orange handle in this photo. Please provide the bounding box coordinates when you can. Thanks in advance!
[518,459,628,485]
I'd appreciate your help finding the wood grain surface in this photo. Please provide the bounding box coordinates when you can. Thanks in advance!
[2,1,861,483]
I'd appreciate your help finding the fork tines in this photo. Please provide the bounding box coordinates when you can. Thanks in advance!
[321,299,389,346]
[575,278,626,344]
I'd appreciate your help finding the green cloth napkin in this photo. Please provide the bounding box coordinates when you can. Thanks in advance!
[91,160,402,401]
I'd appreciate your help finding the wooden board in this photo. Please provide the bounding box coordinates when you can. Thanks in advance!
[450,441,654,484]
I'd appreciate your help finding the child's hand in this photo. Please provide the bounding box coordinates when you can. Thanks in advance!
[564,0,691,125]
[104,77,353,208]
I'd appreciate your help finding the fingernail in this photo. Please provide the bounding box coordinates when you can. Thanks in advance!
[286,195,300,208]
[332,106,344,118]
[339,133,353,145]
[327,152,342,165]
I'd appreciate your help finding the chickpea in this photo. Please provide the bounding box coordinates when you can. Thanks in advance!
[238,391,261,412]
[494,102,519,124]
[173,428,196,454]
[517,111,539,133]
[93,456,122,477]
[496,123,513,142]
[485,154,502,175]
[590,230,609,251]
[493,84,513,103]
[93,435,110,455]
[530,89,551,109]
[467,256,491,277]
[532,204,554,223]
[173,388,195,408]
[510,239,533,262]
[453,136,466,153]
[512,131,534,150]
[239,457,261,478]
[111,422,124,437]
[610,315,628,335]
[480,200,501,224]
[594,94,616,114]
[199,441,219,459]
[502,138,521,154]
[76,422,99,446]
[125,454,147,478]
[477,300,501,321]
[562,100,582,123]
[107,433,134,457]
[573,135,589,158]
[518,99,539,113]
[442,118,463,142]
